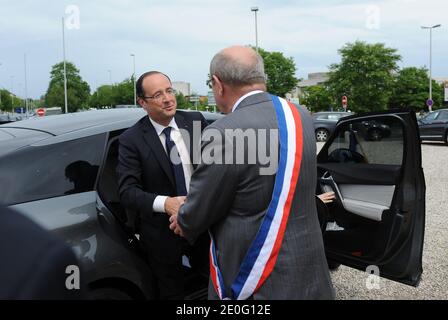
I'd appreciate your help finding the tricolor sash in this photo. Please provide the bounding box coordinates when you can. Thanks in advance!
[209,95,304,300]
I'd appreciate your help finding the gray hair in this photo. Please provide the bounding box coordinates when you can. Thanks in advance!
[210,49,266,87]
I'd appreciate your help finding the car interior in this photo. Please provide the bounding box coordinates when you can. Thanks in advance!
[316,115,406,263]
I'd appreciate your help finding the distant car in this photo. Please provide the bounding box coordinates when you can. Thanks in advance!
[418,109,448,145]
[0,114,22,124]
[312,111,353,142]
[359,119,391,141]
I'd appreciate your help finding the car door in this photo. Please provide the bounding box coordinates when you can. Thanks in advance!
[317,110,425,286]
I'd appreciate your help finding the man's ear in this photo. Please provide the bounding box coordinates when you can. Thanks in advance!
[137,97,146,109]
[213,75,224,96]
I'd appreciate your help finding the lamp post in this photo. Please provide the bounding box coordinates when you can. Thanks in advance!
[10,76,14,112]
[108,69,112,86]
[251,7,259,53]
[421,24,441,112]
[62,17,68,114]
[24,54,29,117]
[108,69,112,108]
[130,54,136,107]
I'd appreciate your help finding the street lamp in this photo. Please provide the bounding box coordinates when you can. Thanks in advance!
[251,7,259,53]
[62,17,68,114]
[10,76,14,111]
[108,70,112,108]
[24,54,29,117]
[421,24,441,112]
[108,69,112,86]
[130,54,136,107]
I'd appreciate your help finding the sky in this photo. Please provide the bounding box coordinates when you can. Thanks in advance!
[0,0,447,99]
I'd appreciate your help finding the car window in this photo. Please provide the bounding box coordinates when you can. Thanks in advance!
[315,114,328,120]
[424,111,439,122]
[0,133,106,206]
[325,116,404,165]
[436,111,448,120]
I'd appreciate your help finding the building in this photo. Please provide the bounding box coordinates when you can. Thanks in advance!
[172,81,191,97]
[289,72,330,101]
[434,77,448,86]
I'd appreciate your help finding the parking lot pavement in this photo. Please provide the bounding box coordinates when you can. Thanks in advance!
[316,142,448,299]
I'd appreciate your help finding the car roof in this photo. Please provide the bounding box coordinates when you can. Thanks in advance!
[0,108,223,155]
[0,108,147,136]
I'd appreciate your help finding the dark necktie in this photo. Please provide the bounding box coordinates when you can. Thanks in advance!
[162,127,187,196]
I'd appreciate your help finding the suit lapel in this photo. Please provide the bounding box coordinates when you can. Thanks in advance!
[140,117,175,187]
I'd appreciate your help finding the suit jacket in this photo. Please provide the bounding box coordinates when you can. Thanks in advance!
[117,110,208,263]
[178,92,335,299]
[0,206,82,300]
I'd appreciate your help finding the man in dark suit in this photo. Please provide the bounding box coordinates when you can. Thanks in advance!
[170,46,334,299]
[0,206,83,299]
[117,71,209,299]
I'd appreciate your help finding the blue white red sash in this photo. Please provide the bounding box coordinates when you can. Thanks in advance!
[209,95,304,300]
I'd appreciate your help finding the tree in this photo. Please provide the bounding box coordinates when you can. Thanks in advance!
[327,41,401,113]
[44,62,91,113]
[0,89,13,112]
[389,67,444,111]
[257,48,298,97]
[175,92,192,110]
[111,77,135,106]
[302,85,334,112]
[90,85,114,109]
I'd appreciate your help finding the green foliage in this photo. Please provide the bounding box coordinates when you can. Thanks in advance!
[327,41,401,113]
[175,92,193,110]
[90,85,114,108]
[44,61,91,113]
[257,48,298,97]
[389,67,444,111]
[90,77,135,108]
[302,85,334,112]
[0,89,13,112]
[112,77,135,105]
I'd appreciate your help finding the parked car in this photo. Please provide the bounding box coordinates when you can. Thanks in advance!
[0,108,213,300]
[0,108,425,299]
[359,119,391,141]
[418,108,448,145]
[312,111,353,142]
[0,114,23,124]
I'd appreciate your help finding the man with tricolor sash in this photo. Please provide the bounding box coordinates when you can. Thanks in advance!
[170,45,334,300]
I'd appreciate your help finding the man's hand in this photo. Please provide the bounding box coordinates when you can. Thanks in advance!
[317,191,336,204]
[164,196,186,216]
[169,214,184,237]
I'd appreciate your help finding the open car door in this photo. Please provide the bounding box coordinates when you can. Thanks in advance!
[317,110,425,286]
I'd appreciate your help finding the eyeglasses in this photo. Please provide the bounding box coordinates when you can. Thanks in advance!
[206,74,215,89]
[143,88,176,101]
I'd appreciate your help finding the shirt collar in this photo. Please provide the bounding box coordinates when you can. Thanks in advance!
[231,90,264,113]
[148,116,179,136]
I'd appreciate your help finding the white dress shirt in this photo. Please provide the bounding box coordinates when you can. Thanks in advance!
[231,90,264,113]
[149,117,193,213]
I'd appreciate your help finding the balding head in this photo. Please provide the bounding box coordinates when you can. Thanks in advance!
[210,45,266,87]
